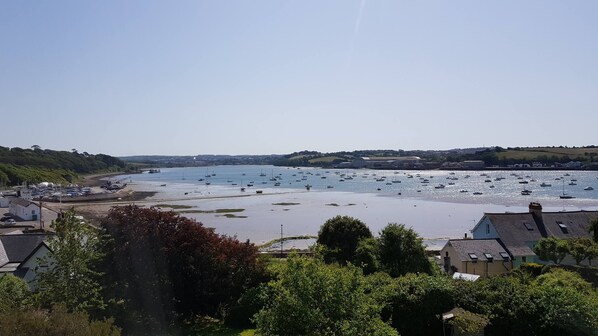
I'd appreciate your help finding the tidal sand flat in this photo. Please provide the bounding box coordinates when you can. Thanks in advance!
[124,181,576,245]
[117,166,598,244]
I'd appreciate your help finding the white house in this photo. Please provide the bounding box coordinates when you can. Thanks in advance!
[0,233,53,289]
[0,196,9,208]
[9,198,40,221]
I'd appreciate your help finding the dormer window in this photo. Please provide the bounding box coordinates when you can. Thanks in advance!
[557,222,568,234]
[468,253,478,262]
[484,253,493,262]
[499,252,510,261]
[523,221,534,231]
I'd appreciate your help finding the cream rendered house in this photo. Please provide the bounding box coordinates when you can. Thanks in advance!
[440,239,512,278]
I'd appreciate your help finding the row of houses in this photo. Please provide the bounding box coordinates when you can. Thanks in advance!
[440,202,598,278]
[338,156,425,169]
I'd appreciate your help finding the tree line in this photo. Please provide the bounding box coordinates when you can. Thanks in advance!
[1,208,596,335]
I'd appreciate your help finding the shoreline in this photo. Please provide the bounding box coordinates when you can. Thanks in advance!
[46,169,598,244]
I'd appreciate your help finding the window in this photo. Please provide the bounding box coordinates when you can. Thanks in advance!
[557,222,568,234]
[468,253,478,262]
[523,221,534,231]
[484,253,493,262]
[499,252,510,261]
[522,256,527,262]
[486,223,490,234]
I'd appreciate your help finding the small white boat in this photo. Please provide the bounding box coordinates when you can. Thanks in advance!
[584,186,594,191]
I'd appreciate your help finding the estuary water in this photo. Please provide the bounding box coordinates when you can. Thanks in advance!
[115,166,598,244]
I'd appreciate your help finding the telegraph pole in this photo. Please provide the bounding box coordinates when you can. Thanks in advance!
[280,224,283,258]
[38,197,43,230]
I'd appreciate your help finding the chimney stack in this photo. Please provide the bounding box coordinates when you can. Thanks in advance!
[529,202,548,237]
[529,202,542,217]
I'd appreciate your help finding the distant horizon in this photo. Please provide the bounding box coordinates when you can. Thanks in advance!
[5,143,597,158]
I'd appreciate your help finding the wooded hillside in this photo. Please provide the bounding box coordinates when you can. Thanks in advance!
[0,146,125,186]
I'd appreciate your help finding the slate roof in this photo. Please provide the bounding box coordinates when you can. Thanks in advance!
[0,234,48,266]
[10,198,37,208]
[446,238,509,262]
[483,209,598,257]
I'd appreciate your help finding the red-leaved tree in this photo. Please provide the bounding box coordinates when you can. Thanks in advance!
[98,205,266,333]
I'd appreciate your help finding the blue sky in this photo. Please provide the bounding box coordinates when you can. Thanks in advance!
[1,1,597,156]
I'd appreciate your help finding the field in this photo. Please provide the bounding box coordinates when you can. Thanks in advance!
[497,147,598,161]
[308,156,344,164]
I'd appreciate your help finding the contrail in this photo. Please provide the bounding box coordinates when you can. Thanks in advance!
[347,0,367,67]
[354,0,367,35]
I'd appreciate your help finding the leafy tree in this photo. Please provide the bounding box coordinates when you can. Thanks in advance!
[534,268,593,294]
[567,238,594,265]
[0,275,30,313]
[446,308,489,336]
[378,223,432,277]
[353,237,380,275]
[455,276,537,336]
[534,237,568,264]
[99,205,266,334]
[254,256,397,336]
[455,270,598,336]
[362,272,396,321]
[317,216,373,265]
[389,273,455,336]
[35,210,105,315]
[589,217,598,243]
[224,284,271,329]
[586,242,598,266]
[531,281,598,336]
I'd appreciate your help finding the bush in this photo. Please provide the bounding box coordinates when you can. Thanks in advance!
[0,304,121,336]
[224,285,271,329]
[254,256,397,336]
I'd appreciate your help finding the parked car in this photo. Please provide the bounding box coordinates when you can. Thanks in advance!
[2,219,16,225]
[0,216,12,222]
